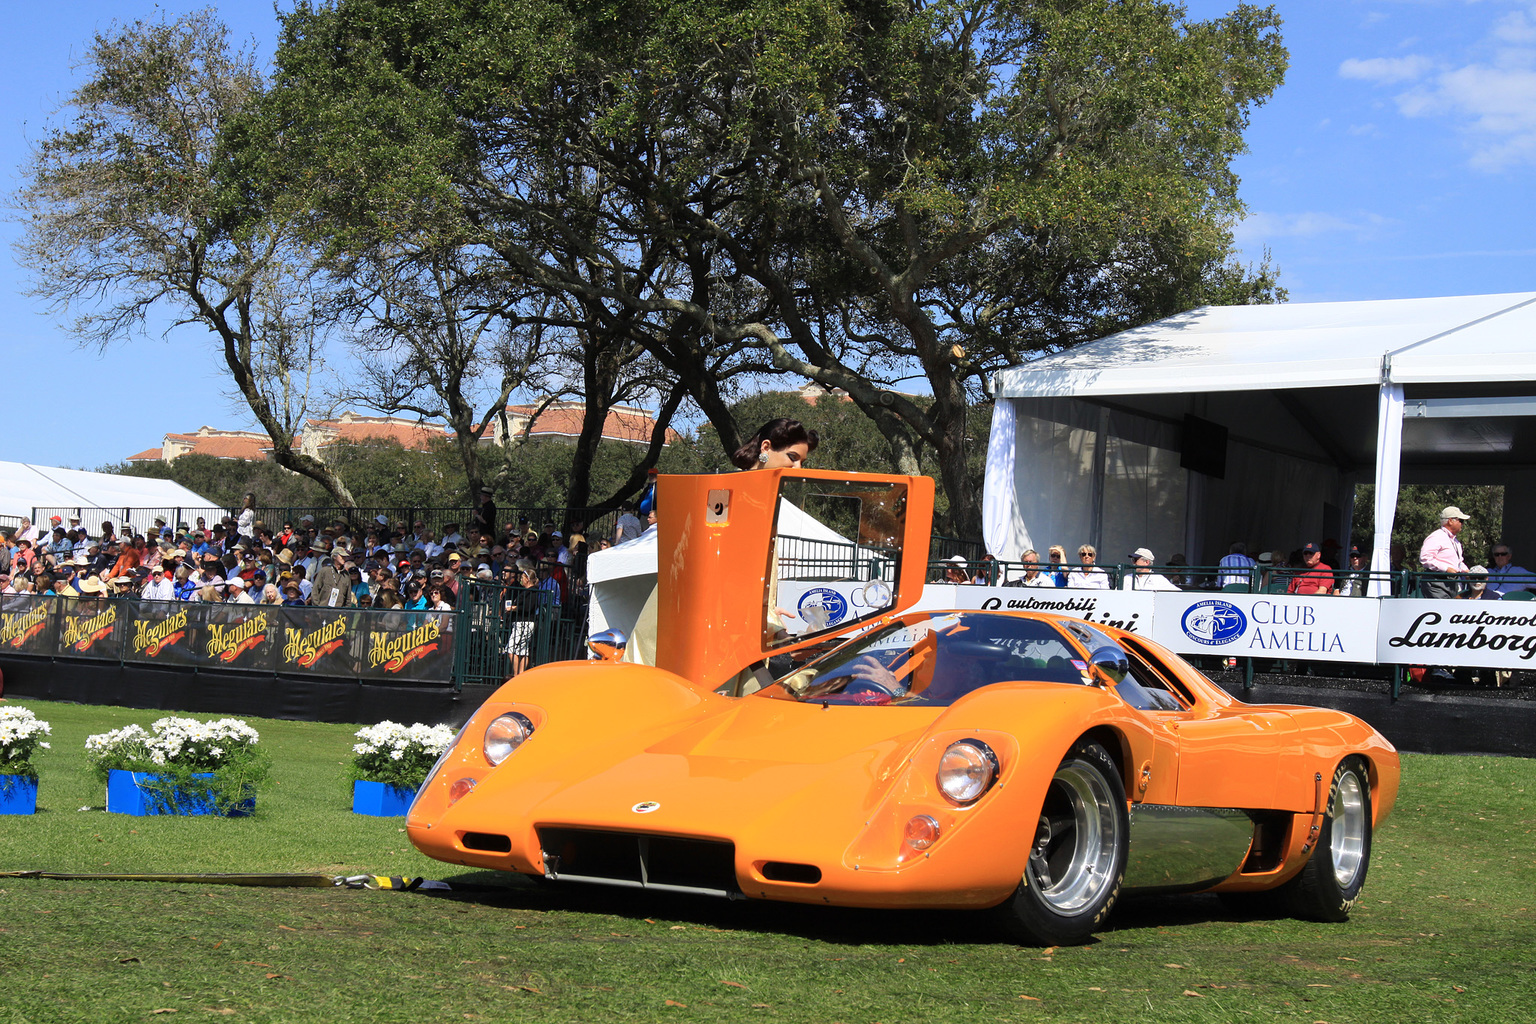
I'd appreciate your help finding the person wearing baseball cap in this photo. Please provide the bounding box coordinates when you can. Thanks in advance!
[1287,542,1334,596]
[1121,547,1179,591]
[1420,506,1470,599]
[226,575,255,604]
[1339,545,1370,598]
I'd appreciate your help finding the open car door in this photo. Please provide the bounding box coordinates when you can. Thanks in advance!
[652,469,935,691]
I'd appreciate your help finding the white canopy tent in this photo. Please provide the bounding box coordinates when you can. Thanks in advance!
[0,461,218,534]
[985,292,1536,592]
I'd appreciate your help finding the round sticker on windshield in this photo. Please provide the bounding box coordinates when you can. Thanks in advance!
[797,587,849,631]
[1181,600,1247,646]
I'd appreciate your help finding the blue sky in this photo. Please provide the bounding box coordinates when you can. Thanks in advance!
[3,1,1533,470]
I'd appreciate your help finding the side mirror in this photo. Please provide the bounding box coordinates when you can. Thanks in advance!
[588,628,627,662]
[1088,644,1129,686]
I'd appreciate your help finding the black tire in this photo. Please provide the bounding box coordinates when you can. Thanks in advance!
[1283,756,1373,922]
[993,740,1128,946]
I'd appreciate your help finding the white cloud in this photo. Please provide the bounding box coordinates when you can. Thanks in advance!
[1397,63,1536,169]
[1493,9,1536,45]
[1342,6,1536,170]
[1234,211,1394,244]
[1340,55,1434,84]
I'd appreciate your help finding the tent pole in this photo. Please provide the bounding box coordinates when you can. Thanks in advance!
[1368,358,1404,598]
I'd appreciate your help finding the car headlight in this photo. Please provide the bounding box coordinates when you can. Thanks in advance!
[937,739,999,804]
[483,712,535,766]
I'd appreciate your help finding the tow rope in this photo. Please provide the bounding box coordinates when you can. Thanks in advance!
[0,870,460,891]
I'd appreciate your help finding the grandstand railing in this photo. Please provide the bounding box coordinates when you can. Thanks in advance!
[30,505,623,546]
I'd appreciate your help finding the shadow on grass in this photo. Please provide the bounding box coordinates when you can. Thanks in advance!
[420,869,1008,945]
[417,871,1297,946]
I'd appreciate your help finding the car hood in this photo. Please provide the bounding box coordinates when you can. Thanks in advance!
[439,688,954,858]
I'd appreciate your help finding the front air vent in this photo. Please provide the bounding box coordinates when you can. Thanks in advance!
[538,828,739,897]
[760,861,822,884]
[462,831,512,853]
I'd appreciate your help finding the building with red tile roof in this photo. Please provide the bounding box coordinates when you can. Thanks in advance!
[126,426,273,464]
[490,401,679,448]
[129,404,670,465]
[299,412,450,457]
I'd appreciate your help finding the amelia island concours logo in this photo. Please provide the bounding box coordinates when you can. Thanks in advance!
[797,587,849,630]
[1181,600,1248,646]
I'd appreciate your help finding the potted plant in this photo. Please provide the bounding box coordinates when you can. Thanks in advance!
[0,706,51,815]
[85,716,270,816]
[349,721,456,816]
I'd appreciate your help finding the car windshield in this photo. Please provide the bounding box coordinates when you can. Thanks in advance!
[765,611,1092,706]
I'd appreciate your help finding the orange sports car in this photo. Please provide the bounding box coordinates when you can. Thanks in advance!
[407,469,1399,945]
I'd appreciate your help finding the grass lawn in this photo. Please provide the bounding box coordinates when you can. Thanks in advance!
[2,699,1534,1023]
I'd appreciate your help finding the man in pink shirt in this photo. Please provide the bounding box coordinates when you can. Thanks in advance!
[1419,505,1469,599]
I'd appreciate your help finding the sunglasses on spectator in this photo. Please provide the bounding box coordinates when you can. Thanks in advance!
[1494,550,1511,557]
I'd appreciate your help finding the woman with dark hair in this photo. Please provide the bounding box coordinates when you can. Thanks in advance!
[237,493,256,541]
[730,418,820,471]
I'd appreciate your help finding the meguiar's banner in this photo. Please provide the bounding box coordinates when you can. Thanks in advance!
[361,611,456,683]
[201,607,278,670]
[125,601,200,666]
[56,598,123,660]
[1,595,56,656]
[0,597,455,685]
[277,608,357,676]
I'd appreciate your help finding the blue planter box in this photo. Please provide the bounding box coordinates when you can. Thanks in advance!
[106,769,254,817]
[352,779,416,816]
[0,775,38,815]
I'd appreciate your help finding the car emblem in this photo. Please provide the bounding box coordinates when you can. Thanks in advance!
[631,801,661,814]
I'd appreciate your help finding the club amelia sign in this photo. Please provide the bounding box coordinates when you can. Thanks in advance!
[1151,593,1381,663]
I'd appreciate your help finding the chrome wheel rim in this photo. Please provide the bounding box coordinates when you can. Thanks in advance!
[1330,770,1368,889]
[1028,762,1121,912]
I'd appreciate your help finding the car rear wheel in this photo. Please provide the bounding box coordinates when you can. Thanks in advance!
[994,740,1127,946]
[1284,756,1372,922]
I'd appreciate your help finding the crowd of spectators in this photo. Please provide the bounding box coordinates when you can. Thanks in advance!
[0,494,598,615]
[932,506,1535,599]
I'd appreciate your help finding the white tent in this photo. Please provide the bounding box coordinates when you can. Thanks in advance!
[0,461,219,534]
[985,292,1536,590]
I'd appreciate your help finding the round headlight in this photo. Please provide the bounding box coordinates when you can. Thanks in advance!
[904,814,941,851]
[483,712,535,766]
[937,739,999,804]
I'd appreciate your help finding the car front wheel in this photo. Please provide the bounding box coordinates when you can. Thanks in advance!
[1285,756,1373,922]
[994,740,1127,946]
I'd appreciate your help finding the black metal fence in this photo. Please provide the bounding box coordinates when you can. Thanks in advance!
[30,504,623,545]
[453,578,591,689]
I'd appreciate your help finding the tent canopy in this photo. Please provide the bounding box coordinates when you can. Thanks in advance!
[985,292,1536,575]
[0,461,218,529]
